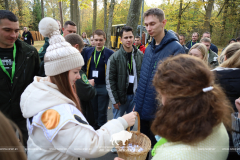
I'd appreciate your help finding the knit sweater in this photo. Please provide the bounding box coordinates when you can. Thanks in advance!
[152,123,229,160]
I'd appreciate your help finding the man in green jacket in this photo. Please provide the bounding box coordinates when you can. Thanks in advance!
[106,26,143,119]
[0,10,40,146]
[200,37,219,69]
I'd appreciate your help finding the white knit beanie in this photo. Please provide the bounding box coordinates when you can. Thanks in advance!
[38,17,84,76]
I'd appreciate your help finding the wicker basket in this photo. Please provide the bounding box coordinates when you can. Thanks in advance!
[116,112,151,160]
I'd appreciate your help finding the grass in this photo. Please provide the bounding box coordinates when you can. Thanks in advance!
[34,41,45,52]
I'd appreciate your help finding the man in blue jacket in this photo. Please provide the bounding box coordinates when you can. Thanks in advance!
[82,29,114,130]
[202,32,218,54]
[134,8,185,155]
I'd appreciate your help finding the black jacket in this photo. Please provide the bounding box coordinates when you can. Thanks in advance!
[0,39,40,120]
[76,70,96,127]
[214,68,240,112]
[22,31,34,45]
[106,45,143,105]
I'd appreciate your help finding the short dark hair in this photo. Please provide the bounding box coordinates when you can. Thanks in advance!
[119,26,133,38]
[63,21,76,28]
[93,29,106,39]
[236,37,240,41]
[203,31,210,35]
[200,37,211,43]
[192,32,199,37]
[179,34,185,39]
[0,10,18,23]
[135,36,140,39]
[229,38,236,44]
[144,8,165,22]
[65,33,84,50]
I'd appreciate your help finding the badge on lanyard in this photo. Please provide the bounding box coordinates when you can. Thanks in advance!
[129,75,134,83]
[93,46,104,78]
[128,54,134,83]
[92,70,99,78]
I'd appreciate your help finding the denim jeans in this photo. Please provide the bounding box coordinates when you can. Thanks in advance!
[113,94,135,119]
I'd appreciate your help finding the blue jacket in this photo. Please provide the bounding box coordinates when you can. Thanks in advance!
[82,47,114,78]
[210,43,218,54]
[134,30,185,121]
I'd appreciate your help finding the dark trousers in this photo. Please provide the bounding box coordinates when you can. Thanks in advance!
[13,118,28,147]
[140,119,157,160]
[91,84,109,129]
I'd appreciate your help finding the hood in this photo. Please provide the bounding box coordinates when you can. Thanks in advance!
[20,76,75,118]
[150,29,179,52]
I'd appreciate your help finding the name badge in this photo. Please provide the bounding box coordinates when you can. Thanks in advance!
[24,37,27,40]
[213,57,218,61]
[129,75,134,83]
[92,70,98,78]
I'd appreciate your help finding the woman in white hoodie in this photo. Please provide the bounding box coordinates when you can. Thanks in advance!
[20,17,137,160]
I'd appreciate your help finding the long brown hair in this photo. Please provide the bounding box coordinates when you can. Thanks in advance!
[151,54,233,144]
[0,112,27,160]
[50,71,81,111]
[220,42,240,68]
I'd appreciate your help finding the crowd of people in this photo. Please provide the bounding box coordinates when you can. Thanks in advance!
[0,7,240,160]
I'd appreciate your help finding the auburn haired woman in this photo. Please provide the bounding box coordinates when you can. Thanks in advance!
[20,17,136,160]
[151,54,233,160]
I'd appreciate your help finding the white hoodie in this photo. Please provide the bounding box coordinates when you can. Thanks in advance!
[20,76,128,160]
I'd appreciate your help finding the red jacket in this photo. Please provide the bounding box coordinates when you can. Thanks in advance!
[134,43,146,54]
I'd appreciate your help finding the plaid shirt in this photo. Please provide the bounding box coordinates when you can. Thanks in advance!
[232,112,240,155]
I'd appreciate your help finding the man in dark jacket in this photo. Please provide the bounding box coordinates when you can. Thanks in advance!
[134,8,185,157]
[202,32,218,54]
[65,33,96,127]
[22,27,34,45]
[134,35,146,53]
[0,10,40,146]
[106,26,143,119]
[83,29,114,130]
[186,32,199,49]
[200,37,219,69]
[179,34,189,53]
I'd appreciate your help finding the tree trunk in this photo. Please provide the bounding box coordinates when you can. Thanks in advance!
[92,0,97,33]
[177,0,183,33]
[104,0,107,33]
[16,0,23,27]
[220,0,229,41]
[70,0,79,34]
[126,0,142,36]
[4,0,8,10]
[203,0,215,32]
[41,0,44,18]
[106,0,115,48]
[59,1,63,29]
[78,7,81,35]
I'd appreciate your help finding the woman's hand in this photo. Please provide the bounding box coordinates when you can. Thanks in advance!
[122,112,137,127]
